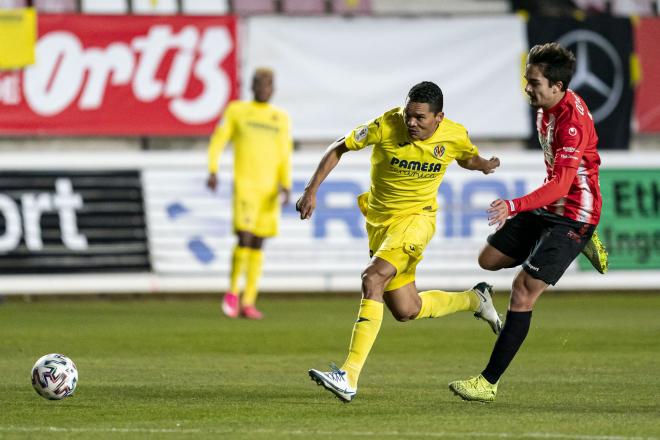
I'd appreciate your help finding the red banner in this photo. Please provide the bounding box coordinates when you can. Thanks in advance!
[0,15,238,135]
[634,17,660,133]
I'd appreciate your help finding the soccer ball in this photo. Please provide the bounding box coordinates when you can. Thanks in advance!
[31,354,78,400]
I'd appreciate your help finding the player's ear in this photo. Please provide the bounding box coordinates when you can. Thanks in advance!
[435,112,445,124]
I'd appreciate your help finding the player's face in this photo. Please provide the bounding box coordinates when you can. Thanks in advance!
[252,73,274,103]
[524,64,564,110]
[404,101,444,140]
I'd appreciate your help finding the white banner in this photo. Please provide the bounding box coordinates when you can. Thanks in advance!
[242,16,530,140]
[1,150,659,294]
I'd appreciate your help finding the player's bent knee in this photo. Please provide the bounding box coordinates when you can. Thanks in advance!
[390,307,418,322]
[478,253,499,271]
[361,271,386,300]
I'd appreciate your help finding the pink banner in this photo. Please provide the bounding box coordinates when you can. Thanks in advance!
[0,15,238,135]
[634,17,660,133]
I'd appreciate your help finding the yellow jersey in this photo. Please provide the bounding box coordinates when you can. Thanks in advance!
[208,100,292,194]
[345,107,479,227]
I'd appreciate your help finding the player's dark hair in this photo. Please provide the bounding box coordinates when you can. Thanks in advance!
[407,81,443,113]
[527,43,576,91]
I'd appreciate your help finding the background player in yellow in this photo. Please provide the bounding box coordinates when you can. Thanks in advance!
[207,68,292,320]
[296,81,502,402]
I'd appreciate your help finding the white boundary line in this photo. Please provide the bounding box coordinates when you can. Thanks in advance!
[0,426,656,439]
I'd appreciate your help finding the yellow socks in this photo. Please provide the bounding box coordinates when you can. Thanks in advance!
[229,246,264,306]
[337,290,478,388]
[341,299,383,389]
[242,249,264,306]
[415,289,479,319]
[229,246,249,294]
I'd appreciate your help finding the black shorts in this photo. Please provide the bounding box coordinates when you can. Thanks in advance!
[487,210,596,285]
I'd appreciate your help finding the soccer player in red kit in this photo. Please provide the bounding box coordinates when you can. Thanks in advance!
[449,42,605,402]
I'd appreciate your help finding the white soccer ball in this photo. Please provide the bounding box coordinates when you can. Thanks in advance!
[31,354,78,400]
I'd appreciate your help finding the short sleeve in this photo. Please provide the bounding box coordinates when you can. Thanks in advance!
[454,129,479,161]
[344,115,383,151]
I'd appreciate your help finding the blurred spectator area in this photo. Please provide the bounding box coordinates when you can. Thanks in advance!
[512,0,658,16]
[0,0,658,152]
[0,0,511,15]
[0,0,657,15]
[0,0,656,15]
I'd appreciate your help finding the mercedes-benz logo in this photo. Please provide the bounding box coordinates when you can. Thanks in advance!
[558,30,624,123]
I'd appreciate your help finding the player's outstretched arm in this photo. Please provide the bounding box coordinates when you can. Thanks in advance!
[487,164,577,230]
[457,156,500,174]
[296,139,349,220]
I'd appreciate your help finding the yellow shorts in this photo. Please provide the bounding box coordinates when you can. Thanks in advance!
[367,213,436,292]
[233,190,280,238]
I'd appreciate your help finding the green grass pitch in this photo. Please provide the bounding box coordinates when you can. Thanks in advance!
[0,292,659,439]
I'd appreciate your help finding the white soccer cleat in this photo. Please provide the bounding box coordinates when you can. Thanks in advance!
[472,282,502,335]
[308,364,356,403]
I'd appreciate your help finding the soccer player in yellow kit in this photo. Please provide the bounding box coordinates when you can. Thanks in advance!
[207,68,292,320]
[296,81,502,402]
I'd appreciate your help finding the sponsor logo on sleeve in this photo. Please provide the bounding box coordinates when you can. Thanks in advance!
[355,125,368,142]
[568,127,577,136]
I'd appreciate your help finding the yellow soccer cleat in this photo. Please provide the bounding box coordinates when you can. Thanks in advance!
[581,230,609,274]
[448,374,498,403]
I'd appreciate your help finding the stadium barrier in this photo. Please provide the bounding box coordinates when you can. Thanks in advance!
[0,150,659,294]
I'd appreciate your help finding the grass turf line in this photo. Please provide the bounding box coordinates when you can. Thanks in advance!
[0,293,658,440]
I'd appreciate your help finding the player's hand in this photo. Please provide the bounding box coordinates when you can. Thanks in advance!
[481,156,500,175]
[280,187,291,206]
[487,198,510,230]
[295,191,316,220]
[206,173,218,191]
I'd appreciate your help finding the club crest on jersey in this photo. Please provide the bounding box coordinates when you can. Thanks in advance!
[355,125,368,142]
[433,145,445,159]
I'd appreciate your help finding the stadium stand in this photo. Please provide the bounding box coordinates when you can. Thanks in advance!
[81,0,128,13]
[33,0,76,12]
[182,0,230,14]
[0,0,25,6]
[573,0,658,15]
[0,0,658,154]
[331,0,371,15]
[10,0,652,16]
[232,0,277,15]
[132,0,180,14]
[371,0,509,15]
[281,0,326,15]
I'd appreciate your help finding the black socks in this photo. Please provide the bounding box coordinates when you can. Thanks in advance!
[482,310,532,385]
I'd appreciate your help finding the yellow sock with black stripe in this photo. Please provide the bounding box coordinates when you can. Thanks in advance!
[242,248,264,306]
[229,246,249,294]
[414,289,479,319]
[341,299,383,389]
